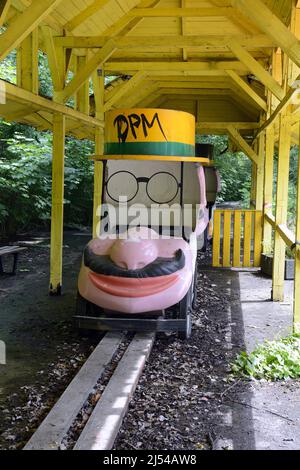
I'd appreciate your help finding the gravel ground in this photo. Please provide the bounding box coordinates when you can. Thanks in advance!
[114,251,241,450]
[1,235,299,450]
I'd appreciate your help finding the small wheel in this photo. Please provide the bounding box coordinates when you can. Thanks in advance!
[178,288,192,340]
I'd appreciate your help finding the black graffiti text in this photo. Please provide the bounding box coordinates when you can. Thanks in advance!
[113,112,168,143]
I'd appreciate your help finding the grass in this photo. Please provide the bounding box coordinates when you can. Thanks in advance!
[232,334,300,381]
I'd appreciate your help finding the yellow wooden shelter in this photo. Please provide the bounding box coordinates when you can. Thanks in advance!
[0,0,300,331]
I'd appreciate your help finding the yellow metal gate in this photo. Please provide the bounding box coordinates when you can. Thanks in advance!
[212,210,263,268]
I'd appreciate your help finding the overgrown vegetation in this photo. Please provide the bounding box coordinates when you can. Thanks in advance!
[232,334,300,381]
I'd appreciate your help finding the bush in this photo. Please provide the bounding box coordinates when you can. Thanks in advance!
[232,334,300,381]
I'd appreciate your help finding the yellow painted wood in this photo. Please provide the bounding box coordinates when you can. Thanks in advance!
[233,211,242,267]
[197,122,259,131]
[0,0,63,61]
[41,26,64,95]
[101,0,160,37]
[105,61,248,73]
[243,211,252,267]
[16,30,39,94]
[231,0,300,69]
[129,7,235,17]
[55,34,275,49]
[0,0,11,27]
[254,211,263,267]
[65,0,111,32]
[76,56,90,115]
[213,209,261,268]
[226,69,267,111]
[227,125,260,165]
[228,40,285,101]
[272,112,291,301]
[264,212,276,228]
[263,126,275,254]
[255,132,265,211]
[1,79,103,129]
[91,155,211,164]
[212,211,221,268]
[50,114,65,295]
[92,72,104,239]
[250,162,257,208]
[294,122,300,332]
[93,131,104,239]
[104,72,146,112]
[57,40,116,103]
[223,211,232,267]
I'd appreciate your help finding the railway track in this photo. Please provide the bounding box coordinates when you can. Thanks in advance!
[24,332,155,450]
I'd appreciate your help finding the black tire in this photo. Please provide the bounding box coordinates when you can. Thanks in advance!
[178,287,192,340]
[75,291,89,316]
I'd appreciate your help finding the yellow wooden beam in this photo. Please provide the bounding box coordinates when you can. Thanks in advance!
[92,70,104,239]
[56,40,117,103]
[272,112,291,302]
[1,79,104,129]
[64,0,110,32]
[55,34,275,49]
[41,26,64,93]
[105,61,249,73]
[16,29,39,94]
[92,70,104,120]
[103,72,146,112]
[231,0,300,69]
[0,0,63,61]
[0,0,11,26]
[256,74,300,138]
[226,69,267,111]
[294,122,300,332]
[101,0,160,37]
[121,82,158,108]
[197,122,259,130]
[255,131,265,211]
[228,40,285,101]
[129,7,234,17]
[156,81,230,89]
[263,126,275,254]
[76,55,90,115]
[227,125,260,165]
[50,113,65,295]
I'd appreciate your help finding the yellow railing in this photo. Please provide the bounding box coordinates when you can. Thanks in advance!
[212,209,263,268]
[264,213,300,259]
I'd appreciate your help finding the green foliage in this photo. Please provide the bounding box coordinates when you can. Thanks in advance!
[0,123,94,238]
[232,334,300,381]
[0,50,17,84]
[197,135,252,207]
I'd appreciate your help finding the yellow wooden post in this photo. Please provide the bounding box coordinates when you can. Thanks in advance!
[76,55,90,115]
[263,126,275,254]
[255,133,265,211]
[16,29,39,94]
[250,164,257,208]
[92,70,105,238]
[49,114,65,295]
[294,123,300,333]
[272,112,291,301]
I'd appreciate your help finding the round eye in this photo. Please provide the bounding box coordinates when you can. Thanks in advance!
[146,172,179,204]
[106,171,138,203]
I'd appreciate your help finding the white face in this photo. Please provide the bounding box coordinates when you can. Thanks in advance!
[104,160,201,207]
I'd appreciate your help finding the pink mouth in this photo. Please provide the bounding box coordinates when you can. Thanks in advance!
[88,272,179,298]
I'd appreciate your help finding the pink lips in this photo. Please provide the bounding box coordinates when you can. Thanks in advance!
[88,272,179,298]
